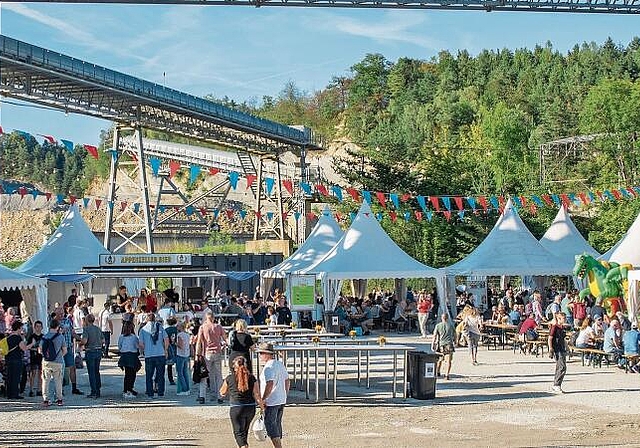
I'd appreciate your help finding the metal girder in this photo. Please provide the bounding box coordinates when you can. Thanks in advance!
[6,0,640,13]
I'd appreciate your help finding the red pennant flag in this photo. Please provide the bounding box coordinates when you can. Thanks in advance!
[245,174,257,190]
[255,211,262,219]
[389,211,397,222]
[0,125,3,135]
[443,211,452,221]
[225,209,234,219]
[560,193,571,208]
[611,189,622,200]
[429,196,440,211]
[333,213,340,222]
[94,198,102,209]
[529,203,538,215]
[84,144,99,159]
[120,202,127,211]
[414,211,423,221]
[282,212,289,221]
[208,167,220,176]
[69,195,77,204]
[130,152,138,162]
[45,192,52,201]
[306,212,316,220]
[498,196,506,210]
[627,187,637,197]
[478,196,488,210]
[541,194,554,206]
[347,188,360,202]
[169,161,181,178]
[596,191,604,201]
[401,193,412,203]
[376,192,387,208]
[519,196,528,208]
[453,197,463,211]
[199,207,208,216]
[282,179,294,196]
[18,187,27,198]
[578,192,588,204]
[316,184,328,196]
[174,206,180,213]
[40,135,56,145]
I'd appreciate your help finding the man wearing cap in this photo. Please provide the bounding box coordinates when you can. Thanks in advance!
[257,343,290,448]
[623,322,640,372]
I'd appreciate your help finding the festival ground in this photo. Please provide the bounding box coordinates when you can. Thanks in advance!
[2,334,640,448]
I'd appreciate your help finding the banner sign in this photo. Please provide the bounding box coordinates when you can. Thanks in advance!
[99,253,192,267]
[289,274,316,311]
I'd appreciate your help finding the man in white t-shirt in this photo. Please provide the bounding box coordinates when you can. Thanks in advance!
[72,300,86,334]
[257,343,290,448]
[98,302,113,358]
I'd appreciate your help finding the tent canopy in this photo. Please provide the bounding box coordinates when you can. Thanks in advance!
[0,263,47,290]
[539,206,600,270]
[262,206,344,279]
[600,208,640,268]
[447,199,569,276]
[301,201,443,280]
[17,204,110,281]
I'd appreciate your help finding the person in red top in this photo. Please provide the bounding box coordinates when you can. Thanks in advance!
[196,309,227,404]
[417,292,433,338]
[519,313,538,340]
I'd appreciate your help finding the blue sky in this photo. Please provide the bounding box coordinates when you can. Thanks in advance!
[1,3,640,146]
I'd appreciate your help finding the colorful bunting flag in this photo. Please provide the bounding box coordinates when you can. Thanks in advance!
[376,192,387,208]
[60,139,74,153]
[228,171,240,190]
[390,193,400,209]
[84,144,99,159]
[282,179,294,196]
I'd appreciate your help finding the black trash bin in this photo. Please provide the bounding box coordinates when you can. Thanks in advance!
[407,351,438,399]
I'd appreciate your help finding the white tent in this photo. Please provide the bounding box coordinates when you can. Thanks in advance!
[300,201,444,311]
[261,206,344,279]
[17,204,110,282]
[539,206,600,270]
[447,199,569,276]
[627,270,640,326]
[0,264,48,328]
[600,208,640,268]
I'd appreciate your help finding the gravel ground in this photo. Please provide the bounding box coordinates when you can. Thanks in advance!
[2,334,640,448]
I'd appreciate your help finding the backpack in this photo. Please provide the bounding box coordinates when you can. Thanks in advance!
[42,333,62,361]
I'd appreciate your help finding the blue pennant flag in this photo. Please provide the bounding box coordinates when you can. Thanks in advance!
[331,185,343,202]
[60,139,74,153]
[185,206,194,216]
[512,196,522,208]
[362,190,372,204]
[349,212,357,222]
[568,193,580,204]
[458,210,465,220]
[111,150,119,162]
[551,194,561,207]
[417,195,427,212]
[150,158,161,177]
[466,197,476,210]
[442,196,452,211]
[189,165,201,185]
[213,209,220,219]
[390,193,400,209]
[531,195,544,207]
[82,197,90,208]
[489,196,499,209]
[265,177,275,196]
[133,203,140,214]
[403,211,411,222]
[620,189,633,199]
[375,212,383,221]
[240,210,247,220]
[633,187,640,197]
[266,212,274,221]
[31,190,39,200]
[56,194,65,204]
[426,211,433,222]
[300,182,312,195]
[294,212,301,221]
[228,171,240,190]
[108,201,114,210]
[159,205,166,213]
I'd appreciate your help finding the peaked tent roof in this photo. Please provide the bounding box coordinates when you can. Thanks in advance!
[539,206,600,270]
[0,264,47,291]
[262,206,344,278]
[301,201,442,279]
[447,199,569,276]
[600,208,640,267]
[17,204,110,282]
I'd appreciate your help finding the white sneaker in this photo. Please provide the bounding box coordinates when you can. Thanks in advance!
[177,391,191,396]
[123,392,134,399]
[551,385,564,394]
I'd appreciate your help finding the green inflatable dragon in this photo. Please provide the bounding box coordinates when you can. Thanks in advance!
[573,253,632,312]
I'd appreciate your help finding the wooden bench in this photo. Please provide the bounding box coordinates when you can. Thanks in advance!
[569,346,612,368]
[622,354,640,373]
[481,333,500,350]
[526,340,547,357]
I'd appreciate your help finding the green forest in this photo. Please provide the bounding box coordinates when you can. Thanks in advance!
[3,37,640,268]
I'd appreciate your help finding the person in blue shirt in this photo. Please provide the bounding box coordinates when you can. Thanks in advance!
[509,306,522,326]
[139,313,169,398]
[623,323,640,355]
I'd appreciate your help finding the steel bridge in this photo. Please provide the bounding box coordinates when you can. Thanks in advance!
[5,0,640,14]
[0,35,321,253]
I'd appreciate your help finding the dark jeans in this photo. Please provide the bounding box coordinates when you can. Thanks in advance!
[264,404,285,439]
[554,351,567,387]
[145,356,166,397]
[6,360,23,398]
[230,405,256,447]
[167,364,174,383]
[124,366,137,393]
[85,350,102,396]
[102,332,111,357]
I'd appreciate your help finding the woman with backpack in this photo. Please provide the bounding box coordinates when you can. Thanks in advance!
[4,321,37,400]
